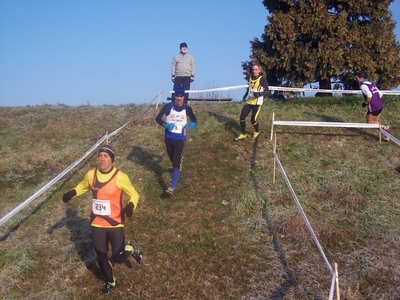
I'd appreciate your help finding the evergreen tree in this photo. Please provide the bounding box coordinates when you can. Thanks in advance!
[244,0,400,95]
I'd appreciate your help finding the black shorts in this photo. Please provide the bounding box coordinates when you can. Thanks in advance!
[367,108,382,116]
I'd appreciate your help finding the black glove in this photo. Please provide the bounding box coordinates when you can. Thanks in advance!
[171,75,175,83]
[242,95,247,101]
[362,102,367,107]
[253,92,261,98]
[190,75,194,82]
[123,202,134,217]
[63,189,76,203]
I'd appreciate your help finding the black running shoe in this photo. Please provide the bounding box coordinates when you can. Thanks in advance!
[127,240,143,264]
[100,281,115,294]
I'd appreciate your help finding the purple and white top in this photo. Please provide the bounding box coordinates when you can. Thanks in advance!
[361,80,383,112]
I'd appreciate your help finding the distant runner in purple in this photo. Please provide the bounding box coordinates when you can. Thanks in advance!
[354,71,390,141]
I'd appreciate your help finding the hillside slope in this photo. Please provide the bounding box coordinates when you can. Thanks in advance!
[1,97,399,299]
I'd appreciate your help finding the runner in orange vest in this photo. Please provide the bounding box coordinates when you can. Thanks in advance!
[62,144,142,294]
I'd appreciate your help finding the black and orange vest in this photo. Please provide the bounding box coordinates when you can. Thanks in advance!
[90,168,125,227]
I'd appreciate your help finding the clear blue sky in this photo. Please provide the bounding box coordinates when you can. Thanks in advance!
[1,0,399,106]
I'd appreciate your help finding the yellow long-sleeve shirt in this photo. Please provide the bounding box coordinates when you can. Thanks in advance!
[72,167,139,227]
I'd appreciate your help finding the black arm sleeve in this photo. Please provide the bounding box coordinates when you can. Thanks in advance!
[243,87,249,99]
[260,77,270,98]
[186,106,197,123]
[155,104,171,127]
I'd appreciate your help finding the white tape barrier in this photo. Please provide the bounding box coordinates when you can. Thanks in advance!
[0,135,108,227]
[274,153,335,277]
[168,84,400,95]
[274,152,338,299]
[270,120,380,140]
[0,91,162,227]
[271,121,398,299]
[269,86,400,95]
[168,85,247,94]
[273,121,380,128]
[380,128,400,146]
[271,120,400,147]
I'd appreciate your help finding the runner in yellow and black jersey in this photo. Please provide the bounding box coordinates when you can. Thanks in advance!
[235,63,270,141]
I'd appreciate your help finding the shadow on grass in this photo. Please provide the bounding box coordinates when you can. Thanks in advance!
[47,208,104,281]
[0,153,96,243]
[127,145,168,193]
[207,111,240,136]
[251,138,295,299]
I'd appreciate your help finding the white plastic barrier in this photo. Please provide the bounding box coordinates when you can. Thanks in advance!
[169,84,400,95]
[0,135,108,227]
[0,91,162,227]
[270,113,399,298]
[379,128,400,146]
[270,115,380,141]
[273,151,339,300]
[270,113,399,147]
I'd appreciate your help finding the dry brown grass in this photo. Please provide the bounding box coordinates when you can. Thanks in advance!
[1,97,400,299]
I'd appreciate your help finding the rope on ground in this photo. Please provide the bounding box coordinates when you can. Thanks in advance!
[0,90,162,227]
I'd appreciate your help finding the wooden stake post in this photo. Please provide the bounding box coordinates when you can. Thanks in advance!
[270,112,275,141]
[155,89,163,109]
[273,132,277,184]
[334,263,340,300]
